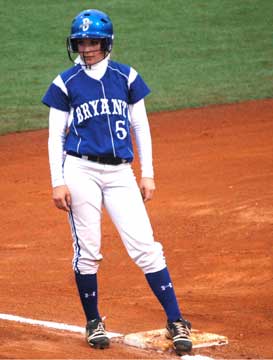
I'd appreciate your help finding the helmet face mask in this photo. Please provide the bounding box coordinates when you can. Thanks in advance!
[67,9,114,65]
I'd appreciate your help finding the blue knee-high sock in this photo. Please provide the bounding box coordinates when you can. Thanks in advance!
[75,272,100,321]
[145,267,182,322]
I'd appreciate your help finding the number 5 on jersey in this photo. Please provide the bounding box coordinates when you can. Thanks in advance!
[115,120,127,140]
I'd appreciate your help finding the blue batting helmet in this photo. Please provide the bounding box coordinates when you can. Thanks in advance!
[67,9,114,54]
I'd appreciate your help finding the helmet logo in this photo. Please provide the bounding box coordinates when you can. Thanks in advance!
[81,18,92,31]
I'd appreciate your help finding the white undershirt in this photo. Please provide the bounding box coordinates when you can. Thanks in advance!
[48,58,154,188]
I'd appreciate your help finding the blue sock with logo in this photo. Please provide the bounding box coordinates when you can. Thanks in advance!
[145,267,182,322]
[75,272,100,321]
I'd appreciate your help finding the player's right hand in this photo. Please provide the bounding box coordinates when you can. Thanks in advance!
[52,185,71,212]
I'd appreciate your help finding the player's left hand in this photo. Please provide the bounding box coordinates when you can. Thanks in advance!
[139,177,155,202]
[52,185,72,212]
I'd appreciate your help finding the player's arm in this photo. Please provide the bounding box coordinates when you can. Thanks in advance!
[48,107,71,212]
[129,99,155,202]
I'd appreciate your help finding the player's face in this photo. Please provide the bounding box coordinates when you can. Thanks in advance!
[77,38,104,66]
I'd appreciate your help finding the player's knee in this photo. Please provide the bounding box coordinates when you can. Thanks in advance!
[132,241,166,274]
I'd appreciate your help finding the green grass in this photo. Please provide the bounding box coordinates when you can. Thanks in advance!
[0,0,273,134]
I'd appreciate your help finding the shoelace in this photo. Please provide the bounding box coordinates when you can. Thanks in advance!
[97,322,106,333]
[173,322,190,339]
[88,321,107,340]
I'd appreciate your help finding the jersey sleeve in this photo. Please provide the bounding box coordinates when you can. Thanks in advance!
[128,71,151,105]
[42,76,70,112]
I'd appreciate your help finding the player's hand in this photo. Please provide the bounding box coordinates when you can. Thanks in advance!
[52,185,72,212]
[139,177,155,202]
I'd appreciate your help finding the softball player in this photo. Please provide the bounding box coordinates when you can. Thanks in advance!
[42,9,192,355]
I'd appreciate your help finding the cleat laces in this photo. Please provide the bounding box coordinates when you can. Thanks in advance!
[172,321,191,342]
[87,321,107,341]
[166,319,192,353]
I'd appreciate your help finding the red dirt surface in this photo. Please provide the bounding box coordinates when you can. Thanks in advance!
[0,99,272,359]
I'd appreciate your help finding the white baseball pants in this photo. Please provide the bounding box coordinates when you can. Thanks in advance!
[63,155,166,275]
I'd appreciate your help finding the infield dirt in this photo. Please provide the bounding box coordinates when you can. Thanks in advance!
[0,99,272,359]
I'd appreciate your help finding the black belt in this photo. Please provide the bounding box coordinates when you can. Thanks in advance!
[66,151,128,165]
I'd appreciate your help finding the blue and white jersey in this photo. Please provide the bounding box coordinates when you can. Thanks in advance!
[42,60,150,161]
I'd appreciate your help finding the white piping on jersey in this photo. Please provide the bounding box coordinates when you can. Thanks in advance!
[68,107,74,127]
[64,67,84,85]
[107,65,137,89]
[72,117,81,153]
[127,147,134,157]
[107,65,129,81]
[99,79,116,157]
[72,118,78,136]
[76,138,81,153]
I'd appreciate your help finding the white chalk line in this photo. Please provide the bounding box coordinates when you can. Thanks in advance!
[0,313,227,355]
[0,313,123,339]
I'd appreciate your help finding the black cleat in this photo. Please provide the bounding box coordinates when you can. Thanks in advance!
[166,318,192,355]
[86,318,110,349]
